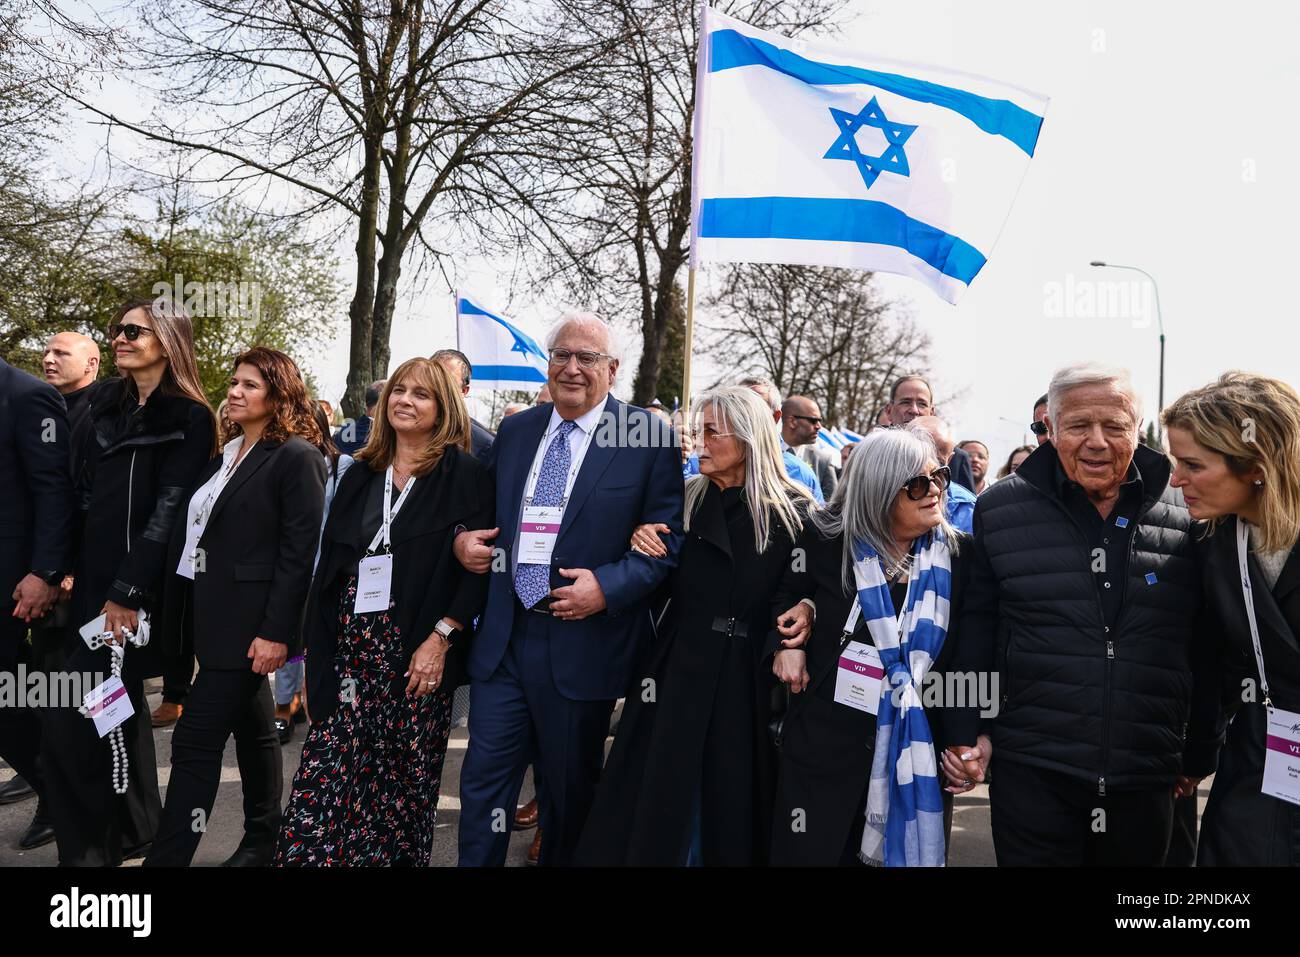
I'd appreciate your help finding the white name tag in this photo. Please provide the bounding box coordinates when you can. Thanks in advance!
[354,554,394,614]
[83,676,133,737]
[1262,705,1300,807]
[518,505,563,566]
[833,640,884,715]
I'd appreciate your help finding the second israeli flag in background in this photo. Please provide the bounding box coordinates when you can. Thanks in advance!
[690,8,1048,304]
[456,293,548,391]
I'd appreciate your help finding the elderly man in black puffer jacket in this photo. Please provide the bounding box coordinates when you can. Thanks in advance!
[944,362,1223,866]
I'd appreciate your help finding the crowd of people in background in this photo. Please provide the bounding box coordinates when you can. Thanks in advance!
[2,297,1298,868]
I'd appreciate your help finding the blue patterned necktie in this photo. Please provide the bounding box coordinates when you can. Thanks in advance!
[514,420,577,609]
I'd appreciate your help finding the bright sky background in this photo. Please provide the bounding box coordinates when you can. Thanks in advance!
[56,0,1300,472]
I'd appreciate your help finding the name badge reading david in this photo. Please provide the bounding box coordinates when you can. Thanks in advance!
[518,505,563,566]
[1262,705,1300,807]
[354,554,394,614]
[834,641,884,715]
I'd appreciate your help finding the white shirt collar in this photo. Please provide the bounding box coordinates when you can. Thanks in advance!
[548,397,608,437]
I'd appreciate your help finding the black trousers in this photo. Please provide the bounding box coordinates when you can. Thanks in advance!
[1164,790,1199,866]
[41,639,161,866]
[0,633,43,797]
[146,668,281,866]
[991,758,1175,866]
[161,631,194,705]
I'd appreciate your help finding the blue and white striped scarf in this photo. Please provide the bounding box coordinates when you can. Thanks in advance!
[855,527,953,867]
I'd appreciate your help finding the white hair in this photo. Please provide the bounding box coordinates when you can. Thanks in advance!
[812,424,958,591]
[684,386,811,553]
[738,376,782,413]
[1047,362,1143,432]
[546,312,623,363]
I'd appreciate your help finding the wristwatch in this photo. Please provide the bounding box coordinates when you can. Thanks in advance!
[434,619,460,641]
[32,570,62,587]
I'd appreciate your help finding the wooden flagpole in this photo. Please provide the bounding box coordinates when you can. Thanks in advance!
[680,266,697,428]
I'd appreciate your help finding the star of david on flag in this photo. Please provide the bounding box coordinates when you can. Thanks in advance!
[824,96,917,189]
[690,7,1048,304]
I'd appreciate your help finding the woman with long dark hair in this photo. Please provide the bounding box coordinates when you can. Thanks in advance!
[276,358,492,866]
[42,297,218,867]
[145,347,326,866]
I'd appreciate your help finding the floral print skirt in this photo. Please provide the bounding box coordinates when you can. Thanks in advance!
[275,574,452,866]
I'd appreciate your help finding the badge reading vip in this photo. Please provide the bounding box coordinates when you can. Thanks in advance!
[824,95,918,190]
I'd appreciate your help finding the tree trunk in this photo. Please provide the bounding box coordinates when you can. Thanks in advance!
[343,138,383,419]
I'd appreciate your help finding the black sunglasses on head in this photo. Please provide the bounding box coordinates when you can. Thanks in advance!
[1029,420,1049,436]
[109,322,155,342]
[902,465,951,501]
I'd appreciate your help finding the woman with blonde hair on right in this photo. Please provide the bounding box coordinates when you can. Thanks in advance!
[1165,371,1300,866]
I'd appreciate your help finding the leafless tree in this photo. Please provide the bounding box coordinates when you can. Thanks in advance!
[65,0,620,416]
[702,264,932,430]
[516,0,847,406]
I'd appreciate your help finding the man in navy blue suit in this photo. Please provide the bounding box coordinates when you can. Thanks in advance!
[454,313,684,866]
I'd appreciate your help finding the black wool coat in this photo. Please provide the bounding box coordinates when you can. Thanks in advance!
[577,482,803,866]
[767,524,972,867]
[303,445,494,722]
[1196,517,1300,865]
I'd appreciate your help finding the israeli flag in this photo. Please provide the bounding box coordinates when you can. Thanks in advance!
[690,8,1048,303]
[456,293,548,391]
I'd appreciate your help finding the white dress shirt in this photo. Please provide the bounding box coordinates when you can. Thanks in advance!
[512,399,609,573]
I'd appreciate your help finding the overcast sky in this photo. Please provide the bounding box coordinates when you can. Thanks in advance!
[62,0,1300,471]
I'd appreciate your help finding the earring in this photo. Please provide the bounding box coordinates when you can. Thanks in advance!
[1254,479,1263,487]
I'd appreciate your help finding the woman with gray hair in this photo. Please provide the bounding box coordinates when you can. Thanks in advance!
[576,386,814,865]
[768,425,979,866]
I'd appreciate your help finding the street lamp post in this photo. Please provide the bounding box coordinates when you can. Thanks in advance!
[1090,260,1165,444]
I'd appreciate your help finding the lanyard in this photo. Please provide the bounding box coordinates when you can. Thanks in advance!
[366,465,416,554]
[194,439,257,530]
[1236,518,1274,709]
[523,419,595,506]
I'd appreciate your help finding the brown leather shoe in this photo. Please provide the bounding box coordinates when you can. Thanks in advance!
[151,701,182,727]
[526,828,541,866]
[514,797,538,830]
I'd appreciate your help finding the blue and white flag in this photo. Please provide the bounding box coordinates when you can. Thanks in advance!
[455,293,548,391]
[690,8,1048,304]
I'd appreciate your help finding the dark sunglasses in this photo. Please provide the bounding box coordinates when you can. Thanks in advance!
[902,465,951,501]
[789,414,822,427]
[1029,420,1049,436]
[109,322,156,342]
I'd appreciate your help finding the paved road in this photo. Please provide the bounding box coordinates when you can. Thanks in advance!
[2,678,1087,867]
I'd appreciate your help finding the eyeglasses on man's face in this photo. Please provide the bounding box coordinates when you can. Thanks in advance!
[548,348,614,369]
[788,414,822,428]
[109,322,156,342]
[1029,421,1049,436]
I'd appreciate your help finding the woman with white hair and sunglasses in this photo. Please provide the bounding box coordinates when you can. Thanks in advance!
[768,425,980,867]
[577,386,815,865]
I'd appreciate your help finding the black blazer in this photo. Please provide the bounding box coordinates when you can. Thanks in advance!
[0,359,73,641]
[1201,517,1300,712]
[162,435,326,669]
[304,445,494,721]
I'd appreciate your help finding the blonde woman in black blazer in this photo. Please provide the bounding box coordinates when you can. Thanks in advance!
[146,348,325,867]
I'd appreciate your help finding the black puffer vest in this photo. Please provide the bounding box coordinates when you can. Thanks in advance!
[978,442,1201,792]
